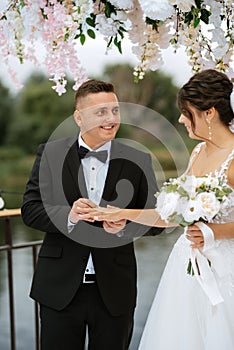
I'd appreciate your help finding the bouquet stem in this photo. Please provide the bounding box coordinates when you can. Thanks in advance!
[187,258,195,276]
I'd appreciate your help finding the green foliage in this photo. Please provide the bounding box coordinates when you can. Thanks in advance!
[79,33,86,45]
[145,17,161,31]
[86,14,96,28]
[75,12,97,45]
[184,0,211,27]
[87,28,96,39]
[7,72,75,153]
[0,145,25,160]
[104,1,117,17]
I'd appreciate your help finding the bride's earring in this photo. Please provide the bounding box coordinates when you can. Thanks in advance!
[206,118,212,140]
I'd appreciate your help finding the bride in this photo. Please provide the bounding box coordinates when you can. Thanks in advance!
[79,69,234,349]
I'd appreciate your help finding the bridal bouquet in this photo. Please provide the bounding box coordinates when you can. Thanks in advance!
[156,175,234,276]
[156,174,233,227]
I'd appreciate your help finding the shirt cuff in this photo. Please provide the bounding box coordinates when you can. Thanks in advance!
[67,217,77,233]
[116,229,125,238]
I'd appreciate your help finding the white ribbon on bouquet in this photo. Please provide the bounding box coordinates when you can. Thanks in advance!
[189,222,224,306]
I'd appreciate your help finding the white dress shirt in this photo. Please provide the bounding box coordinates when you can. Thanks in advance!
[68,134,111,275]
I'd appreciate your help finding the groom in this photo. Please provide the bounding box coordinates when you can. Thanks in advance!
[21,79,163,349]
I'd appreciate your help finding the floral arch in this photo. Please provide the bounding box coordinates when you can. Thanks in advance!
[0,0,233,95]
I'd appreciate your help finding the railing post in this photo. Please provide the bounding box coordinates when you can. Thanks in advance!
[5,217,16,350]
[0,209,42,350]
[32,245,40,350]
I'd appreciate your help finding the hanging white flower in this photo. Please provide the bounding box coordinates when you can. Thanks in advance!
[96,14,120,36]
[139,0,174,21]
[169,0,195,12]
[213,44,229,61]
[109,0,134,10]
[111,11,128,22]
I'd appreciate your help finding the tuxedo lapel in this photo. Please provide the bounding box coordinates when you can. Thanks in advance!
[63,138,88,200]
[100,141,125,206]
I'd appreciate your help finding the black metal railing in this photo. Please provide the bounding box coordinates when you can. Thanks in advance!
[0,209,42,350]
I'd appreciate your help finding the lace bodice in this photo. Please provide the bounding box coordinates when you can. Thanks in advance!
[189,142,234,178]
[187,142,234,224]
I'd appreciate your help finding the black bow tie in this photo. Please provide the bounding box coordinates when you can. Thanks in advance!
[78,145,108,163]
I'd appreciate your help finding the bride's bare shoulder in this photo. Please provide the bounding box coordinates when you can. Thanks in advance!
[228,158,234,188]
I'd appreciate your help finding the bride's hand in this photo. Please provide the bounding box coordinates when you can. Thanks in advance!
[78,205,125,222]
[186,224,204,248]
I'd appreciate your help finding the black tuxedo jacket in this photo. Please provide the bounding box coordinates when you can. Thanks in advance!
[21,136,162,316]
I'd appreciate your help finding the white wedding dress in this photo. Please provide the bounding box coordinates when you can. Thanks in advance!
[139,143,234,350]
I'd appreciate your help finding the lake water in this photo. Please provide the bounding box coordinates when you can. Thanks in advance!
[0,216,181,350]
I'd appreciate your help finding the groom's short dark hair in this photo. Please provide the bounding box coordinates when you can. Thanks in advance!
[75,79,115,105]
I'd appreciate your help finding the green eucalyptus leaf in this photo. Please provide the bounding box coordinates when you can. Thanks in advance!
[201,9,211,24]
[86,17,96,28]
[194,17,200,28]
[195,0,202,8]
[87,29,96,39]
[184,12,193,24]
[20,0,26,7]
[114,37,122,53]
[80,34,86,45]
[107,37,113,48]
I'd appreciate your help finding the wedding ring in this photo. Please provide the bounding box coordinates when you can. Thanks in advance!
[94,216,99,220]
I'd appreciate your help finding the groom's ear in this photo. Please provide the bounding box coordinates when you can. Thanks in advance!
[74,109,81,127]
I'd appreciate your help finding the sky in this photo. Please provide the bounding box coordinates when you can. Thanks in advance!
[77,36,193,86]
[0,35,193,94]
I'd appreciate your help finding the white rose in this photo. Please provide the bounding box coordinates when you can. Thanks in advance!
[156,191,180,221]
[181,175,197,196]
[196,192,221,221]
[182,198,203,223]
[176,196,189,215]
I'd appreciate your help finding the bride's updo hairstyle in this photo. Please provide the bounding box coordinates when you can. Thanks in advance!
[177,69,234,132]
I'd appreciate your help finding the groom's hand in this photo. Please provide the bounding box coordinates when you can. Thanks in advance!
[103,219,126,234]
[69,198,97,224]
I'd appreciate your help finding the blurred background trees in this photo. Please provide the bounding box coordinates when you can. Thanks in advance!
[1,64,181,153]
[0,81,14,146]
[102,63,179,126]
[6,73,75,153]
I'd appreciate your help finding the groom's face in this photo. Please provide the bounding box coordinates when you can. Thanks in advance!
[74,92,120,149]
